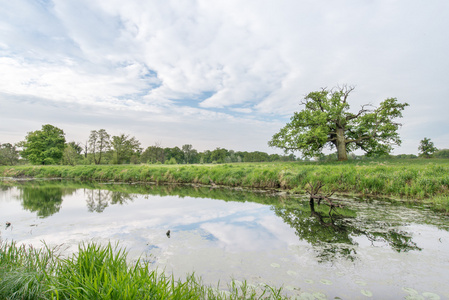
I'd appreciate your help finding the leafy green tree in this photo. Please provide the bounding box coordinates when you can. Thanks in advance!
[164,146,183,164]
[199,150,212,164]
[0,143,19,165]
[62,144,79,165]
[20,124,66,165]
[68,141,83,155]
[141,143,165,164]
[165,157,178,165]
[62,141,83,165]
[210,148,228,163]
[182,144,194,164]
[434,149,449,159]
[418,137,437,158]
[88,129,110,164]
[111,134,142,164]
[269,86,409,161]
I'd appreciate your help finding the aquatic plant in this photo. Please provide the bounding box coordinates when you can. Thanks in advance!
[0,241,286,299]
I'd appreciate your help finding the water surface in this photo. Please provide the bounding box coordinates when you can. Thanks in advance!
[1,179,448,299]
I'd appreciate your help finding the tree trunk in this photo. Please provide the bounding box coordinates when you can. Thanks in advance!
[336,127,348,161]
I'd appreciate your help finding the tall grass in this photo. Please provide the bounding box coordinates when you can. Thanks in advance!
[0,241,286,300]
[1,159,449,210]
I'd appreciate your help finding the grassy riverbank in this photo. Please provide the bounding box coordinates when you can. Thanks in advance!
[1,159,449,211]
[0,241,284,300]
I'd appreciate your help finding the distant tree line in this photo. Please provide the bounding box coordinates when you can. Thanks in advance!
[0,124,298,166]
[316,137,447,161]
[2,125,447,166]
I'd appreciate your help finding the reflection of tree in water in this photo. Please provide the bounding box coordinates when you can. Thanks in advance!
[85,189,135,213]
[273,200,421,262]
[19,187,75,218]
[110,192,134,205]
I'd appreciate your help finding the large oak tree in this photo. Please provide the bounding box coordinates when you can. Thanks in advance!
[269,86,409,161]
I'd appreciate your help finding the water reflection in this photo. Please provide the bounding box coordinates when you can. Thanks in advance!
[1,179,448,298]
[274,199,421,261]
[18,186,74,218]
[85,189,136,213]
[0,179,437,262]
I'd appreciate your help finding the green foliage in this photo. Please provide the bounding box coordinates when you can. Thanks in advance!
[418,137,438,158]
[269,86,409,161]
[62,143,82,165]
[166,157,178,165]
[20,124,66,165]
[1,158,449,211]
[434,149,449,159]
[0,241,286,299]
[141,144,166,164]
[0,143,19,165]
[111,133,142,164]
[182,144,198,164]
[88,129,110,165]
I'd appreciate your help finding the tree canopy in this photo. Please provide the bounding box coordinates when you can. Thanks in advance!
[418,137,437,158]
[88,129,110,165]
[0,143,19,165]
[269,86,409,161]
[20,124,66,165]
[111,134,141,164]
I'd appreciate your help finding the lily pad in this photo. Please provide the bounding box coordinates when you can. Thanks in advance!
[305,279,314,284]
[285,285,295,291]
[270,263,280,268]
[421,292,440,300]
[405,295,424,300]
[299,292,315,300]
[320,279,333,285]
[287,270,298,276]
[313,292,327,300]
[355,280,367,286]
[361,289,373,297]
[403,287,419,295]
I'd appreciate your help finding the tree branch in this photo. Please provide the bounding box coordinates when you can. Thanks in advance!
[346,104,372,121]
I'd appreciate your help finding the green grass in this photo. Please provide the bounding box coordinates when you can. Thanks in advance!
[1,158,449,211]
[0,241,286,300]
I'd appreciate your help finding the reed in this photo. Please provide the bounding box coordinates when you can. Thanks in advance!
[0,241,286,299]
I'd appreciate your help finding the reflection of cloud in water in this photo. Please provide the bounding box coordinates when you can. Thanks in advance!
[201,222,277,252]
[200,214,300,252]
[257,215,300,245]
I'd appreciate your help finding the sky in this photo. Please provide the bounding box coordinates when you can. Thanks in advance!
[1,0,448,156]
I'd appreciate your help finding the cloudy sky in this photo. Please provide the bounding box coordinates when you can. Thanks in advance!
[1,0,448,155]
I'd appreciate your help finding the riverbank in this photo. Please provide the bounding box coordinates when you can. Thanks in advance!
[1,159,448,211]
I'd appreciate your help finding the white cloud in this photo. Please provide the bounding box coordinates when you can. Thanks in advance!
[1,0,449,153]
